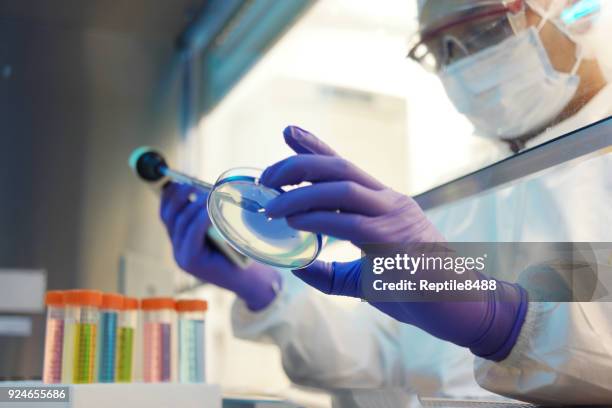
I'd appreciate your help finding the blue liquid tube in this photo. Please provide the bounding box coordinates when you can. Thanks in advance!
[176,299,207,383]
[97,293,124,382]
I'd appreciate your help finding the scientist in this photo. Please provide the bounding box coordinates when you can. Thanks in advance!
[161,0,612,406]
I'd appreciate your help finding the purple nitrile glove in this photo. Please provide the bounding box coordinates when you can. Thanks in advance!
[160,182,281,311]
[261,125,528,361]
[294,260,527,361]
[261,127,445,245]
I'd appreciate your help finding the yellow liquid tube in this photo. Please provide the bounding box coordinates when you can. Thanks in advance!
[116,297,139,383]
[61,290,102,384]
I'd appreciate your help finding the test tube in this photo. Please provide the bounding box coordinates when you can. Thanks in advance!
[43,291,65,383]
[116,297,138,383]
[97,293,123,382]
[141,297,175,382]
[62,290,102,384]
[176,299,207,383]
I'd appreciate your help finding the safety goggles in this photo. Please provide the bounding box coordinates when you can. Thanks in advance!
[407,0,527,72]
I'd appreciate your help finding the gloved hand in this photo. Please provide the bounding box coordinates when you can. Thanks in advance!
[160,182,281,311]
[261,127,445,246]
[261,126,528,361]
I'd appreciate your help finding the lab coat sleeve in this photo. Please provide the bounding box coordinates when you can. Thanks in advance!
[474,302,612,405]
[231,274,407,390]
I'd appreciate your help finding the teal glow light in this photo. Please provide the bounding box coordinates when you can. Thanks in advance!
[561,0,600,25]
[128,146,153,170]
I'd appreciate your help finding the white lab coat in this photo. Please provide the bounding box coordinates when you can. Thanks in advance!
[231,84,612,406]
[232,273,496,407]
[428,83,612,405]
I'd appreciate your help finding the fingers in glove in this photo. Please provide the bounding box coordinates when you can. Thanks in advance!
[292,259,363,297]
[291,260,334,294]
[181,207,213,259]
[260,154,385,191]
[160,183,197,233]
[265,181,394,218]
[283,125,337,156]
[172,192,207,248]
[286,211,372,243]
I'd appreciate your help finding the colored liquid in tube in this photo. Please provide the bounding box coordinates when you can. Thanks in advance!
[178,319,205,382]
[143,322,172,382]
[176,299,207,383]
[42,315,64,383]
[116,326,134,382]
[116,296,138,383]
[71,322,97,383]
[61,290,102,384]
[98,311,118,382]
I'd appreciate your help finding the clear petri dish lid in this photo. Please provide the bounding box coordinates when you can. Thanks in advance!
[207,167,322,269]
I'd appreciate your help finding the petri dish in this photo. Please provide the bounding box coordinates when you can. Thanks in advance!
[207,168,322,269]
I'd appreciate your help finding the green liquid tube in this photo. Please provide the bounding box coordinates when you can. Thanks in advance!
[73,323,97,383]
[61,290,102,384]
[116,326,134,382]
[117,297,139,382]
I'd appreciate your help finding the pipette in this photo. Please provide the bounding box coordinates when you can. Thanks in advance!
[129,147,266,214]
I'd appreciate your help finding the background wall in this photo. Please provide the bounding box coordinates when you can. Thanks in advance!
[0,0,204,378]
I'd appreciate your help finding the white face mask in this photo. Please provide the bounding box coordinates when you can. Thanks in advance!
[439,23,582,139]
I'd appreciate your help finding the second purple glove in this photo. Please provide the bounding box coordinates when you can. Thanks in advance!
[261,126,528,361]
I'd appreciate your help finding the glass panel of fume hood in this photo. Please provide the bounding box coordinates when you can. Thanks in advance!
[193,0,612,195]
